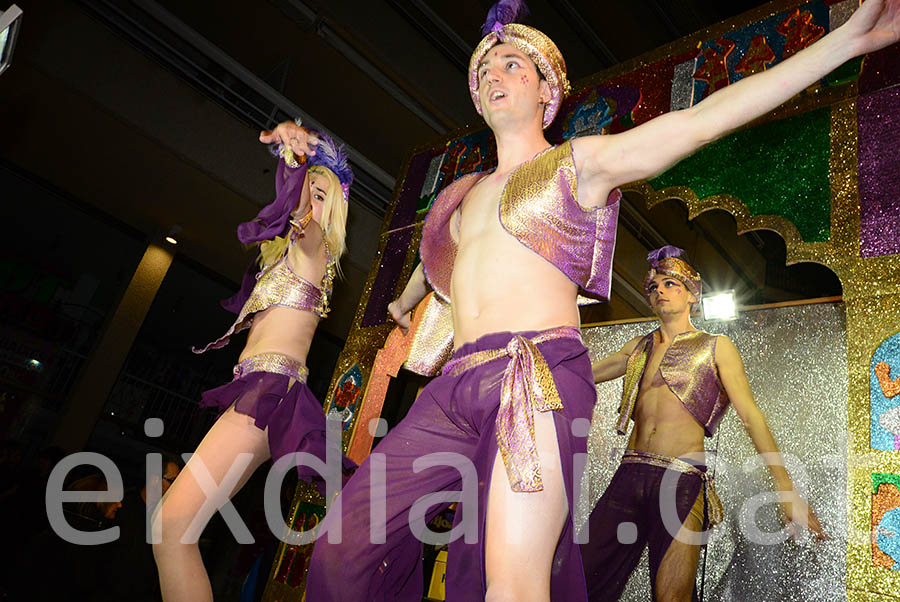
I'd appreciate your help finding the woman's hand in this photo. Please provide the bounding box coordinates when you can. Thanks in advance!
[259,121,319,160]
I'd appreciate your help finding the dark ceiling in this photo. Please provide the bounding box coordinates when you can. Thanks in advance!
[2,0,842,343]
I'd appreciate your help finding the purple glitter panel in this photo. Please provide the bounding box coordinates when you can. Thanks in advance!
[859,44,900,95]
[388,151,437,231]
[361,227,415,327]
[858,86,900,258]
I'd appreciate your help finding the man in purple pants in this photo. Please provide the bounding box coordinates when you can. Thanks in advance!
[581,247,826,601]
[307,1,897,600]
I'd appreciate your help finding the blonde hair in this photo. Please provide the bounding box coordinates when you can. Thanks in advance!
[257,165,348,277]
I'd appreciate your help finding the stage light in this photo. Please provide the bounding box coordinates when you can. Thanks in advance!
[0,5,23,77]
[165,224,182,245]
[702,291,737,321]
[26,358,42,371]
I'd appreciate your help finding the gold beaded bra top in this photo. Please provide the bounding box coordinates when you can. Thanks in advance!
[193,220,335,355]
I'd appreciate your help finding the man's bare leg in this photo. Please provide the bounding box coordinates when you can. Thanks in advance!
[484,408,569,602]
[653,511,703,602]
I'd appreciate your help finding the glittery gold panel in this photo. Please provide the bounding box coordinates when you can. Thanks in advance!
[847,592,900,602]
[847,293,900,597]
[579,302,847,600]
[403,292,454,377]
[329,223,423,451]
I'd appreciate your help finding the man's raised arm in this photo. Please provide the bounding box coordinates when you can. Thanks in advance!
[574,0,899,202]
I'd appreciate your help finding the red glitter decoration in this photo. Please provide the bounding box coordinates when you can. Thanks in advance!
[735,34,776,77]
[777,8,825,59]
[693,38,736,98]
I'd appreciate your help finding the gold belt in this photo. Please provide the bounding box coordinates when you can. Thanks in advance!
[443,326,582,493]
[234,352,309,383]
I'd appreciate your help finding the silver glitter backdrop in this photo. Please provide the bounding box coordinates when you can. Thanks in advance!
[578,302,848,601]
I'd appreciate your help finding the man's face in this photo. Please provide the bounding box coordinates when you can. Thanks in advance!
[647,274,696,317]
[161,462,181,496]
[476,43,550,130]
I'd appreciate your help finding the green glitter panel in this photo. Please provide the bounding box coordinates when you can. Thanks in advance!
[873,473,900,493]
[650,107,831,242]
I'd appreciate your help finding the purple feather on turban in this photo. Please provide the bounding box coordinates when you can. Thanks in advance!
[481,0,529,35]
[646,245,684,268]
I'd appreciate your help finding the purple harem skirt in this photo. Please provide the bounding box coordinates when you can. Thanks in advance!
[199,352,356,480]
[306,328,596,601]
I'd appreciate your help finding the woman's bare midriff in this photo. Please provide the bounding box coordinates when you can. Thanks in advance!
[239,305,320,365]
[237,234,326,365]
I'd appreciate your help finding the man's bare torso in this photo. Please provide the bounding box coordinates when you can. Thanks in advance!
[448,165,580,348]
[627,333,707,457]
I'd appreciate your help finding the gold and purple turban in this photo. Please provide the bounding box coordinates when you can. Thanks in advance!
[468,1,571,129]
[642,246,702,302]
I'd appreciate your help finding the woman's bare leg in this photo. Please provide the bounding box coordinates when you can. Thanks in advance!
[153,407,271,602]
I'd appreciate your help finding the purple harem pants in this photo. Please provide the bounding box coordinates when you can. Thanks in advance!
[581,452,711,601]
[306,328,596,601]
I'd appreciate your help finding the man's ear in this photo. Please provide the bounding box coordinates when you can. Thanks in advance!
[538,78,552,105]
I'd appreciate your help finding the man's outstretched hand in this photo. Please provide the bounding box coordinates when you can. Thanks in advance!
[843,0,900,58]
[779,490,828,542]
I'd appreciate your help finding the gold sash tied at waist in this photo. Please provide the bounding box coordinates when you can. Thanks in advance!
[442,326,581,493]
[621,449,724,527]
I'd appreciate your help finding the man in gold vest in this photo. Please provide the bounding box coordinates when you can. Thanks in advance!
[581,246,826,601]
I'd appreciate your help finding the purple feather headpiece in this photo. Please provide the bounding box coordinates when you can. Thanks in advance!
[307,130,353,204]
[642,245,702,301]
[646,245,685,268]
[481,0,529,35]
